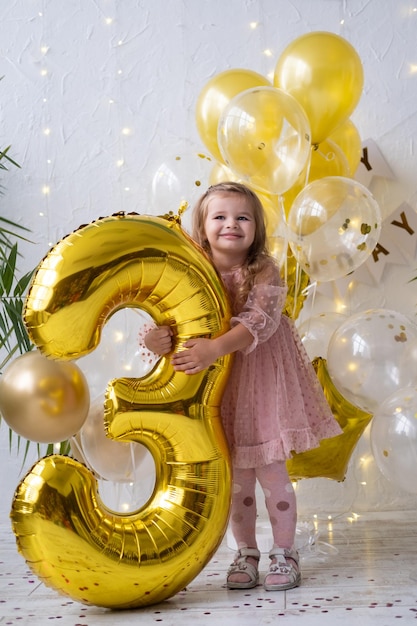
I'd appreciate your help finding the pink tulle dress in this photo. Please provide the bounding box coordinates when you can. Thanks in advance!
[219,263,342,469]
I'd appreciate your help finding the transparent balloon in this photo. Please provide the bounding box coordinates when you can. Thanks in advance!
[327,308,417,413]
[287,176,382,282]
[297,312,348,360]
[77,308,154,399]
[79,396,151,483]
[149,150,214,224]
[218,86,311,195]
[370,387,417,494]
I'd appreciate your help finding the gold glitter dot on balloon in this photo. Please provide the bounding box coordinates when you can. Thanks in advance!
[383,450,389,457]
[394,332,407,342]
[361,223,371,235]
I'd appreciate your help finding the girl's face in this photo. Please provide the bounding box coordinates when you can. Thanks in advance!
[203,193,256,268]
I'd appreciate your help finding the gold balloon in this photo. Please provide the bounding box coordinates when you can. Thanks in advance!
[12,213,233,609]
[0,350,89,443]
[281,140,350,220]
[329,118,362,176]
[195,68,271,163]
[287,357,372,482]
[274,32,364,145]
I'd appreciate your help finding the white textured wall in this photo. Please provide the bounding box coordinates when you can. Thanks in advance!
[2,0,417,522]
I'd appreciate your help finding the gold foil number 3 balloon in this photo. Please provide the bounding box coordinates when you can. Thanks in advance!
[11,213,233,609]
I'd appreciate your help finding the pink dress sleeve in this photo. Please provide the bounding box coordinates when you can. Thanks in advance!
[231,281,288,355]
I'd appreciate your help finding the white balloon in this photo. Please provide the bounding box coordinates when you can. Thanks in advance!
[287,176,382,282]
[370,387,417,494]
[327,308,417,413]
[77,308,155,399]
[298,312,348,359]
[79,396,152,483]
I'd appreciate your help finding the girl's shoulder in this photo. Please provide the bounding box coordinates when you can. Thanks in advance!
[254,256,282,286]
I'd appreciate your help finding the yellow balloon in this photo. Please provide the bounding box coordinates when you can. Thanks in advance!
[329,119,362,176]
[0,350,89,443]
[274,32,364,145]
[209,160,240,185]
[287,357,372,481]
[309,139,350,180]
[195,68,271,163]
[12,213,233,609]
[218,86,311,194]
[281,139,349,220]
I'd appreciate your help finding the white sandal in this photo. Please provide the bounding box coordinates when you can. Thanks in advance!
[264,547,301,591]
[226,547,260,589]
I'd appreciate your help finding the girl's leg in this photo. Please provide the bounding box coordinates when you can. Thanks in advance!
[256,461,299,588]
[256,461,297,549]
[227,467,259,586]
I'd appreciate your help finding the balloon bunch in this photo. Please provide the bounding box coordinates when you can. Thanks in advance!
[194,32,417,494]
[195,31,381,285]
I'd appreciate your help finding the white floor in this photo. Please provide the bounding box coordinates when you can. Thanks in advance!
[1,510,417,625]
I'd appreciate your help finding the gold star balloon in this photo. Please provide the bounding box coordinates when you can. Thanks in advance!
[287,357,373,482]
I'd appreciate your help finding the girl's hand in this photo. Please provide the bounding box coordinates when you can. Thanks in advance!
[171,338,219,374]
[144,326,173,355]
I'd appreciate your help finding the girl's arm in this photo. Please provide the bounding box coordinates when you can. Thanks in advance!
[171,323,253,374]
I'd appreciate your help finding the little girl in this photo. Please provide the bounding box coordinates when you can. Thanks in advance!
[143,182,342,591]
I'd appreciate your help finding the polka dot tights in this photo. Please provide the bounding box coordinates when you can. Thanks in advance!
[230,461,297,550]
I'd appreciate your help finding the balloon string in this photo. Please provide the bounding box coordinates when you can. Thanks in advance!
[129,443,136,476]
[278,195,288,286]
[292,259,302,320]
[304,146,313,186]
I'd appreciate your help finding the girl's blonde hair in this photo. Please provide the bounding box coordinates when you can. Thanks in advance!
[192,182,276,308]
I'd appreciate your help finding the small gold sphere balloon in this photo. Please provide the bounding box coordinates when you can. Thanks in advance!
[0,350,90,443]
